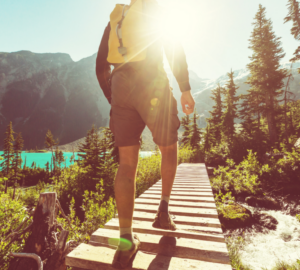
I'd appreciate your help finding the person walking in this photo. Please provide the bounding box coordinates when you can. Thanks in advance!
[96,0,195,268]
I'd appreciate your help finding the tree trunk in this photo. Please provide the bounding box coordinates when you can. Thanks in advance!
[265,94,278,145]
[8,193,69,270]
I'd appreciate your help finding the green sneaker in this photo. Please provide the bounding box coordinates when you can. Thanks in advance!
[152,210,177,231]
[112,234,140,269]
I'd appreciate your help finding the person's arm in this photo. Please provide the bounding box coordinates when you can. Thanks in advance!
[163,40,191,93]
[164,40,195,115]
[96,22,112,104]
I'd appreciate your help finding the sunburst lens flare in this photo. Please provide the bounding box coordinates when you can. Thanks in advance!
[108,237,133,251]
[155,2,195,42]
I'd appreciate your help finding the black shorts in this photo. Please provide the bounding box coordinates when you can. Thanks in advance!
[110,66,180,147]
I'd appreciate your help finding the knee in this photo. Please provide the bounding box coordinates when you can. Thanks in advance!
[119,145,140,168]
[159,142,178,156]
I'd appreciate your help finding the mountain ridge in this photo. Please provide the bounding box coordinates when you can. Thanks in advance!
[1,51,299,150]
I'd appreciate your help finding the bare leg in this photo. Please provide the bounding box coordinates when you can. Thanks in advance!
[159,142,178,199]
[115,145,140,229]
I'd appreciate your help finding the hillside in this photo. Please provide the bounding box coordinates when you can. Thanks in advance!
[1,51,299,149]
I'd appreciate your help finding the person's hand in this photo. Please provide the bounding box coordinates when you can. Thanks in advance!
[181,91,195,115]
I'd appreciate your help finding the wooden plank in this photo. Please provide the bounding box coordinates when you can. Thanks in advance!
[143,191,214,197]
[149,187,213,193]
[157,180,211,184]
[139,194,215,203]
[135,198,216,209]
[154,185,212,189]
[104,219,224,242]
[153,184,212,188]
[90,229,230,264]
[150,185,212,190]
[131,211,221,228]
[134,204,218,218]
[67,243,232,270]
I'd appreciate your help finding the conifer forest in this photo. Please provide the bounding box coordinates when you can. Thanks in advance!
[1,2,300,270]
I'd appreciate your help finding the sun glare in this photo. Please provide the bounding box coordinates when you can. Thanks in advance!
[158,2,195,42]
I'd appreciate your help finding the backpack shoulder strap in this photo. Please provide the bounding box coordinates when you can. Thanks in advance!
[116,5,130,62]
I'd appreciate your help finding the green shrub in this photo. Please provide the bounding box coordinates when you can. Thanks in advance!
[0,193,32,270]
[53,161,116,221]
[136,153,161,197]
[178,146,200,164]
[215,192,253,230]
[269,147,300,184]
[57,182,115,245]
[205,141,230,166]
[211,150,270,196]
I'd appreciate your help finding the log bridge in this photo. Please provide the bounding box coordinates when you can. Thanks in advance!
[67,163,232,269]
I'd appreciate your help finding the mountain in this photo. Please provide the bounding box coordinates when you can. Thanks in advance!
[190,62,300,127]
[1,51,299,150]
[0,51,110,150]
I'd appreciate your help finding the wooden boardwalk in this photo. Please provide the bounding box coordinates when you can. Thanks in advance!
[66,163,231,269]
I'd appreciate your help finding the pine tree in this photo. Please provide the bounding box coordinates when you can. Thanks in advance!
[12,132,24,199]
[207,84,224,145]
[101,127,119,163]
[247,5,287,146]
[45,161,50,173]
[285,0,300,61]
[240,89,264,139]
[180,115,191,147]
[1,122,15,193]
[78,125,104,178]
[190,111,202,150]
[282,66,295,143]
[222,70,239,144]
[54,146,65,169]
[203,123,212,152]
[45,130,58,172]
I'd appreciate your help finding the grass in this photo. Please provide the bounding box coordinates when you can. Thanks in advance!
[226,236,252,270]
[264,260,300,270]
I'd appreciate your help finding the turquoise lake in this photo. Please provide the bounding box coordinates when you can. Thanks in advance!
[0,151,153,169]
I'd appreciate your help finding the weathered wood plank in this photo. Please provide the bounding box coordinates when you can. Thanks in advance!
[131,211,221,228]
[134,204,218,218]
[104,219,224,242]
[135,198,216,209]
[143,191,214,197]
[135,201,217,211]
[157,180,211,184]
[153,184,212,188]
[67,243,232,270]
[90,229,230,264]
[139,194,215,203]
[149,187,213,193]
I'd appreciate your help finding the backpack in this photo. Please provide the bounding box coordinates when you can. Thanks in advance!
[107,0,160,64]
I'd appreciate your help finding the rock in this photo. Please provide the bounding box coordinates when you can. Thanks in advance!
[246,196,281,210]
[218,204,253,230]
[253,212,278,230]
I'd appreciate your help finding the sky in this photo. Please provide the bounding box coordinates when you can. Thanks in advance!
[1,0,299,79]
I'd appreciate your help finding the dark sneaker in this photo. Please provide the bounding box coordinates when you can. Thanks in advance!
[112,234,141,269]
[152,210,177,231]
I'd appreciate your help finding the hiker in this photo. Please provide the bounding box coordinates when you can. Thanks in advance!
[96,0,195,268]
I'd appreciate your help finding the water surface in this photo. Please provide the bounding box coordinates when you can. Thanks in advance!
[0,151,153,169]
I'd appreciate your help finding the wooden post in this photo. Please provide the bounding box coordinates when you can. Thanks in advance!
[8,192,70,270]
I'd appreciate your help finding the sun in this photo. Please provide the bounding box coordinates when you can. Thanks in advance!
[157,1,195,42]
